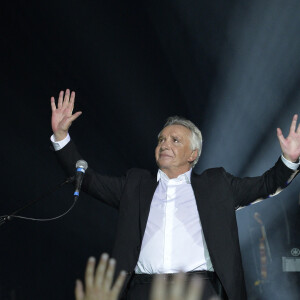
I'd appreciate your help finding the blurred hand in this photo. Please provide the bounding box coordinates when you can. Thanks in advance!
[51,89,82,141]
[277,114,300,162]
[75,254,127,300]
[150,273,220,300]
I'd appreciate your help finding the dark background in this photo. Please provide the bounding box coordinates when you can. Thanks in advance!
[1,0,300,299]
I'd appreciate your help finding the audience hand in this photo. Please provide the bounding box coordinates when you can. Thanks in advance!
[75,253,127,300]
[150,272,220,300]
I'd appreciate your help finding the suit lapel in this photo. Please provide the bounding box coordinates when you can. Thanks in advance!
[139,175,159,243]
[191,172,211,242]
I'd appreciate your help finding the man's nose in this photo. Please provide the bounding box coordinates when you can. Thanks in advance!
[161,139,170,150]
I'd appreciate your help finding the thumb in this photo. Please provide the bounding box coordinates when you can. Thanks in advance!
[277,128,285,145]
[69,111,82,123]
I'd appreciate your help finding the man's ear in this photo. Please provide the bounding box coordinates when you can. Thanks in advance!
[188,149,198,163]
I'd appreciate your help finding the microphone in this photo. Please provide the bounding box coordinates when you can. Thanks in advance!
[74,160,88,199]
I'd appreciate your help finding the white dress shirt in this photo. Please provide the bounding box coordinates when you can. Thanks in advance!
[135,168,213,274]
[51,134,300,274]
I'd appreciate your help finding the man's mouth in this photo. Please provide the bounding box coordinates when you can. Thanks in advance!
[159,153,172,158]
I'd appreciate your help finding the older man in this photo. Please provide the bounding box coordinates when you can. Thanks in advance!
[51,89,300,300]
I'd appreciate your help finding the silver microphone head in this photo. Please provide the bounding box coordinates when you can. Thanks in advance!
[76,160,88,171]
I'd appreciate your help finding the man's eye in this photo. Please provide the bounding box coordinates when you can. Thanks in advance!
[173,139,178,142]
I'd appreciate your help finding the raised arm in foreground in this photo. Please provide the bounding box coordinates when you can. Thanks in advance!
[75,253,127,300]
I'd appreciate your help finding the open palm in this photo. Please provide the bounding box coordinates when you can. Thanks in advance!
[277,114,300,162]
[51,89,82,141]
[75,254,126,300]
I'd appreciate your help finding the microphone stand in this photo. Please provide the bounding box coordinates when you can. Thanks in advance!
[0,176,75,227]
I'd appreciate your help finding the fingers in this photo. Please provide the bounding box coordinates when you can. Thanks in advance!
[289,114,298,135]
[50,97,56,111]
[186,276,203,300]
[75,279,84,300]
[277,127,283,137]
[150,274,204,300]
[93,254,126,300]
[103,259,116,292]
[78,254,125,300]
[56,89,75,110]
[297,122,300,134]
[150,274,167,300]
[63,89,71,108]
[85,257,96,291]
[69,91,76,112]
[58,90,64,109]
[94,253,109,287]
[169,272,185,300]
[277,128,285,144]
[111,271,127,300]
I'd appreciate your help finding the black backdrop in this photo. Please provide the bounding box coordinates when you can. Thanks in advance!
[1,1,300,299]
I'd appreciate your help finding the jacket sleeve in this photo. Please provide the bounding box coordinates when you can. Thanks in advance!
[54,140,126,209]
[223,157,299,209]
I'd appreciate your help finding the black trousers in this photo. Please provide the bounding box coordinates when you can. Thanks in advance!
[125,271,228,300]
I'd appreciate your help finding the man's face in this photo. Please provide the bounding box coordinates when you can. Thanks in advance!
[155,125,196,174]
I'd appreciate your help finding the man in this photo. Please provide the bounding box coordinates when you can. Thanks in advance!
[51,89,300,300]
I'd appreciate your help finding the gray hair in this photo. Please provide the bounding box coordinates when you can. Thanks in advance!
[158,116,202,167]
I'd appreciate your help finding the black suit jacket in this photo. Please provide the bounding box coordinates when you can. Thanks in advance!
[55,140,299,300]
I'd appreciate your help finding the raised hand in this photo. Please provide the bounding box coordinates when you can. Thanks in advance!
[75,254,127,300]
[150,273,205,300]
[277,114,300,162]
[51,89,82,141]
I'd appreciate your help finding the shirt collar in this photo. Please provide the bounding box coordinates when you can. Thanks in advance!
[157,168,192,184]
